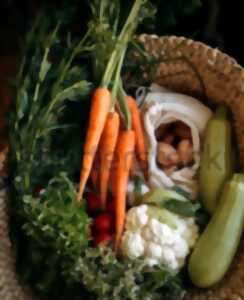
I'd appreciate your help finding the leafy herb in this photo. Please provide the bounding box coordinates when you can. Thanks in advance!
[8,11,92,192]
[22,173,91,257]
[13,173,91,300]
[70,246,184,300]
[88,0,120,83]
[88,0,156,85]
[8,9,92,299]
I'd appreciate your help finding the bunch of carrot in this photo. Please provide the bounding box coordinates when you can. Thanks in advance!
[78,0,147,249]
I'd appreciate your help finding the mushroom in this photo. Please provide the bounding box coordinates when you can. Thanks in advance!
[157,142,179,167]
[177,139,194,165]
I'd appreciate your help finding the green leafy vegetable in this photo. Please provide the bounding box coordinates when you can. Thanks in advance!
[8,9,93,299]
[132,176,144,204]
[141,187,201,218]
[70,246,184,300]
[164,200,201,217]
[172,186,192,199]
[14,174,91,300]
[8,11,92,192]
[142,187,188,205]
[22,173,91,257]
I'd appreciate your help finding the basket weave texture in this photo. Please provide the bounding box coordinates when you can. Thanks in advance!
[1,35,244,300]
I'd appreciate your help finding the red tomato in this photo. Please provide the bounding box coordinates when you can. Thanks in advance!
[85,192,101,214]
[93,214,113,233]
[93,232,113,247]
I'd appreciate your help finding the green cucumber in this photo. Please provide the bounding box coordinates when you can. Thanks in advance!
[199,105,234,215]
[188,174,244,288]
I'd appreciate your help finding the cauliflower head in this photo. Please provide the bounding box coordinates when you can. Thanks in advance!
[121,205,199,270]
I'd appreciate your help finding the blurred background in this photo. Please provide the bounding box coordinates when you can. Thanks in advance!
[0,0,243,150]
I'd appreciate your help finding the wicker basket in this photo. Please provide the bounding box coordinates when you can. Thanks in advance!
[1,35,244,300]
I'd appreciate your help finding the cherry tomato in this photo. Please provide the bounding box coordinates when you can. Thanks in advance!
[84,192,101,214]
[93,213,113,233]
[93,232,113,247]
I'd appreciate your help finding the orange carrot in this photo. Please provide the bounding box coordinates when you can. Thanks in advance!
[99,111,120,210]
[78,87,110,200]
[127,96,148,178]
[114,129,135,249]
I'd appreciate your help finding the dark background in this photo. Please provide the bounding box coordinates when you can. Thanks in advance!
[1,0,243,141]
[0,0,243,65]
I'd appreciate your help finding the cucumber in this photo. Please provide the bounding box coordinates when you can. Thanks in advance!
[188,174,244,288]
[199,105,234,215]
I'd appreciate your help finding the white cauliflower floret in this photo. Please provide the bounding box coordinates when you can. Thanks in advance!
[171,234,189,259]
[176,217,199,247]
[121,205,199,270]
[146,242,163,259]
[121,232,144,259]
[145,258,159,267]
[125,205,149,230]
[161,247,178,270]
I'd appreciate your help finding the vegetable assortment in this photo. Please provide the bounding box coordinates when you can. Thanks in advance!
[4,1,244,300]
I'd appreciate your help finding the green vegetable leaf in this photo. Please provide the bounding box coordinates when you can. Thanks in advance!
[195,207,210,232]
[142,187,200,218]
[147,206,178,229]
[17,89,28,120]
[40,124,77,136]
[133,176,143,196]
[22,173,91,258]
[39,59,51,82]
[53,80,91,102]
[172,186,192,199]
[164,199,201,217]
[69,246,184,300]
[142,187,188,206]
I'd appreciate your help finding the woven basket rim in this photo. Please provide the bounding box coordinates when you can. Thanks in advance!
[139,34,243,67]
